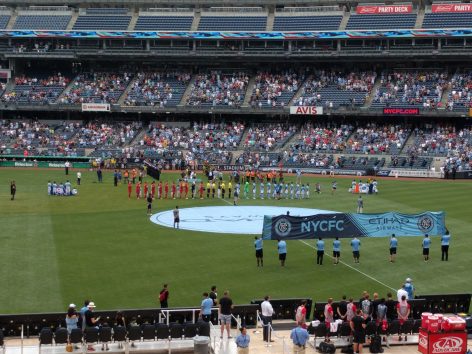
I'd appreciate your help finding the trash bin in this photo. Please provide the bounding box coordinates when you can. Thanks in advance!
[193,335,210,354]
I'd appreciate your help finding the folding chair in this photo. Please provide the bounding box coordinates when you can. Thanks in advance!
[127,325,142,347]
[112,326,126,348]
[99,326,112,350]
[169,323,183,340]
[156,323,170,340]
[141,324,156,341]
[197,322,210,337]
[183,323,198,338]
[39,328,53,346]
[54,328,69,345]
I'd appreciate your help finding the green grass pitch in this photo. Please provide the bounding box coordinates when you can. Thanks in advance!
[0,168,470,314]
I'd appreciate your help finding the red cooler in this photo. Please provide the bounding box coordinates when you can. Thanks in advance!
[436,314,444,329]
[422,312,433,328]
[442,316,466,332]
[428,315,439,333]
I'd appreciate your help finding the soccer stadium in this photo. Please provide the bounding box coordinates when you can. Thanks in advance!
[0,0,471,352]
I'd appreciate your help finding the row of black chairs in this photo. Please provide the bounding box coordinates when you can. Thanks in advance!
[308,319,420,339]
[39,322,211,346]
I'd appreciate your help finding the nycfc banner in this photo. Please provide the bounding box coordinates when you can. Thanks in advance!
[262,212,446,240]
[290,106,323,115]
[356,5,412,14]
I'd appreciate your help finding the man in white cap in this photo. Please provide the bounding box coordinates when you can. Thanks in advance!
[404,278,415,300]
[84,302,100,351]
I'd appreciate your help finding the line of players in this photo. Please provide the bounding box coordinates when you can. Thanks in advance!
[47,180,77,196]
[127,178,323,200]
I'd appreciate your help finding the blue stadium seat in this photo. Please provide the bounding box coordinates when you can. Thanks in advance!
[273,15,342,31]
[73,15,131,30]
[423,13,472,28]
[0,15,11,29]
[346,14,417,30]
[13,15,71,30]
[198,16,267,31]
[134,16,193,31]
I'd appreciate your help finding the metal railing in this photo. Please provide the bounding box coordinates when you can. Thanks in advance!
[256,312,289,354]
[158,307,219,325]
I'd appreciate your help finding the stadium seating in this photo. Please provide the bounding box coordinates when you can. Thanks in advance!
[297,71,375,108]
[243,124,297,150]
[447,72,472,112]
[250,70,303,109]
[73,9,131,30]
[371,71,448,109]
[134,16,193,31]
[13,15,71,30]
[198,16,267,31]
[0,15,10,29]
[273,15,342,31]
[1,74,70,104]
[290,123,353,152]
[123,71,191,107]
[186,71,249,107]
[423,13,472,29]
[61,72,132,104]
[346,13,417,30]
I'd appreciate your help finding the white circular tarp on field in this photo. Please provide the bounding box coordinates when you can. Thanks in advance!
[150,206,334,234]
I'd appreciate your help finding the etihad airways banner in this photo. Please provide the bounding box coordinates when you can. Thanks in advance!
[432,3,472,13]
[356,5,413,14]
[262,212,446,240]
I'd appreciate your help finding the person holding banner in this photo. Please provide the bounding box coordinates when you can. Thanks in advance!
[441,230,451,261]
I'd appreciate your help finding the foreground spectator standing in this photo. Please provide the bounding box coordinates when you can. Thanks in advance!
[350,308,366,354]
[261,295,274,342]
[219,291,233,339]
[235,327,250,354]
[290,321,309,354]
[199,292,213,322]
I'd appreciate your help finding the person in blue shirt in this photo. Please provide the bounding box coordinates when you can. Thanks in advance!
[389,234,398,263]
[404,278,415,300]
[199,292,214,322]
[316,237,325,265]
[333,237,341,265]
[290,321,310,351]
[441,230,451,261]
[235,327,250,353]
[254,236,263,267]
[278,239,287,267]
[351,237,361,263]
[422,234,431,261]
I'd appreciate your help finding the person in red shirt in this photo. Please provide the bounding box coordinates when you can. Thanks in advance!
[295,300,307,328]
[143,182,148,198]
[324,298,334,341]
[136,182,141,199]
[179,181,184,199]
[199,182,204,199]
[151,181,156,199]
[171,182,176,199]
[158,181,163,199]
[184,182,189,199]
[396,295,411,341]
[164,181,169,199]
[127,181,132,199]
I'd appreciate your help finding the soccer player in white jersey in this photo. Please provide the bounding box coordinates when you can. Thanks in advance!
[252,182,257,200]
[260,181,264,199]
[266,181,271,199]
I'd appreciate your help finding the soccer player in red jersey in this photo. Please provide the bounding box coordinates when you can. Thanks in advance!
[158,181,163,199]
[171,181,176,199]
[128,181,132,199]
[199,182,204,199]
[151,181,156,199]
[179,181,184,199]
[136,182,141,199]
[164,181,169,199]
[144,182,148,198]
[184,182,189,199]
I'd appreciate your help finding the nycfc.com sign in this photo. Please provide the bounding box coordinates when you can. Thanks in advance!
[290,106,323,115]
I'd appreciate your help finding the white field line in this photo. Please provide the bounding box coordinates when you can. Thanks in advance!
[299,239,396,291]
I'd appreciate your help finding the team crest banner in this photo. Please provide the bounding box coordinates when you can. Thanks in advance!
[262,212,446,240]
